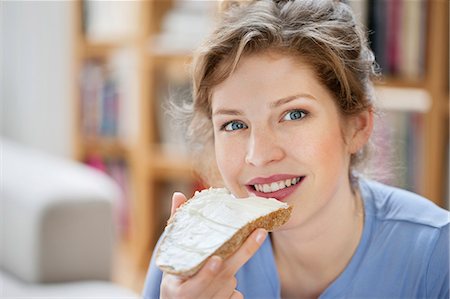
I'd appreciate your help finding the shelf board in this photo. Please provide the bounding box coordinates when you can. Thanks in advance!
[149,52,193,67]
[81,39,137,58]
[375,76,426,89]
[149,149,194,180]
[81,137,130,158]
[374,86,431,112]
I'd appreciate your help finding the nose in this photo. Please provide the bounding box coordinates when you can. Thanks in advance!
[245,127,285,166]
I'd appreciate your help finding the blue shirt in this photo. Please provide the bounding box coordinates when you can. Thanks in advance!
[142,179,450,298]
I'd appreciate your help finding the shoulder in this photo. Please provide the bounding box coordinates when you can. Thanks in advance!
[342,179,449,298]
[426,222,449,298]
[359,178,449,229]
[359,179,449,295]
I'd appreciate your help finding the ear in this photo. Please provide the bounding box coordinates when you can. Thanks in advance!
[346,109,374,154]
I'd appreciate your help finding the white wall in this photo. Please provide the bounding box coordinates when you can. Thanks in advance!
[1,1,74,158]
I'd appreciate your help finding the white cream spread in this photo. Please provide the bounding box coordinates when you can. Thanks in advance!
[156,188,289,274]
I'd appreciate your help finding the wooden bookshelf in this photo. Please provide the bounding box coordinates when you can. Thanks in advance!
[425,0,449,204]
[72,1,198,278]
[73,0,449,275]
[363,0,448,207]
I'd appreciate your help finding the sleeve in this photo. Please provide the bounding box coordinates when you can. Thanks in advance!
[141,239,164,299]
[426,222,449,299]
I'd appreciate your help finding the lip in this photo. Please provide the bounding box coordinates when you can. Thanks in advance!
[247,174,300,185]
[246,174,305,202]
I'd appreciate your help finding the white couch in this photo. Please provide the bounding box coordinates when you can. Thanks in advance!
[0,139,139,298]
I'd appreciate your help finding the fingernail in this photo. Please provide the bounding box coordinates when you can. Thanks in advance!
[256,229,267,245]
[209,256,222,272]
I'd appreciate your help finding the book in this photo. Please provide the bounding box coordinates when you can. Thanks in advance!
[109,48,139,145]
[386,0,401,75]
[107,158,131,237]
[79,48,139,144]
[82,0,140,43]
[85,154,131,236]
[149,0,216,55]
[348,0,369,29]
[80,59,104,139]
[154,62,191,156]
[368,0,388,74]
[399,0,426,79]
[363,0,427,78]
[368,110,425,194]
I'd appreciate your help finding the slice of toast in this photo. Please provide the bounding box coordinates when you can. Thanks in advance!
[155,188,292,277]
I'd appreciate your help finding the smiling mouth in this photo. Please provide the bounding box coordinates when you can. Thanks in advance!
[251,176,305,193]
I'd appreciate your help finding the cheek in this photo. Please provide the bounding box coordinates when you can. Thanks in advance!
[288,122,348,167]
[318,134,346,160]
[214,136,244,181]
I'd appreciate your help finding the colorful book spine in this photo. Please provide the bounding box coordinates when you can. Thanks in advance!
[364,0,427,78]
[80,59,120,139]
[85,154,131,236]
[369,110,425,193]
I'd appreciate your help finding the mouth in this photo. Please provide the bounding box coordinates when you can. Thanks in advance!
[252,176,304,193]
[246,175,305,201]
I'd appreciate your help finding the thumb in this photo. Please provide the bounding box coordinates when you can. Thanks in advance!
[170,192,188,216]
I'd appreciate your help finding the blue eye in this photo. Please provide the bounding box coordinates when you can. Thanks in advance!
[283,110,307,121]
[222,120,248,131]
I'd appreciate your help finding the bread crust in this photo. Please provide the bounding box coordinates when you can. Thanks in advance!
[157,204,292,277]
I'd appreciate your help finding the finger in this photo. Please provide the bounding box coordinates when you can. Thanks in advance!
[162,261,221,299]
[160,273,184,298]
[171,192,188,216]
[209,276,237,299]
[224,228,267,275]
[230,290,244,299]
[181,255,223,296]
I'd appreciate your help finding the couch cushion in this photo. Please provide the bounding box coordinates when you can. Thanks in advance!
[0,271,139,298]
[0,139,121,283]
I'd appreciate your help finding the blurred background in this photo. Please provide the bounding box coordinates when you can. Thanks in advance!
[1,0,449,296]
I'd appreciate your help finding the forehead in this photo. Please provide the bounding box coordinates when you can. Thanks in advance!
[211,51,332,108]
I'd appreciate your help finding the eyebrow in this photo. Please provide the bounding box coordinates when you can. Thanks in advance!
[212,108,243,116]
[269,93,317,108]
[212,93,316,116]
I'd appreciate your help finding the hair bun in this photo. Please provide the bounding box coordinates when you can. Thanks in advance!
[219,0,250,13]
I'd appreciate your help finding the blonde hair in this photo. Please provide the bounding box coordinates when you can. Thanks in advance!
[181,0,378,186]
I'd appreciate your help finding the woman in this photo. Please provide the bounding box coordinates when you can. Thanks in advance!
[143,1,449,298]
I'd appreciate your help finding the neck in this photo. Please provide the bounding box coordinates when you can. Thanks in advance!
[272,185,364,299]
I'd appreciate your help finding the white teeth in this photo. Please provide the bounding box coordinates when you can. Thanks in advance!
[278,181,284,190]
[254,177,303,193]
[270,182,279,192]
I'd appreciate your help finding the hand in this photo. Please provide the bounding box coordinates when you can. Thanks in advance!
[160,192,268,299]
[170,192,188,216]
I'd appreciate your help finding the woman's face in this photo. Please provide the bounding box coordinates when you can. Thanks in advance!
[211,51,366,228]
